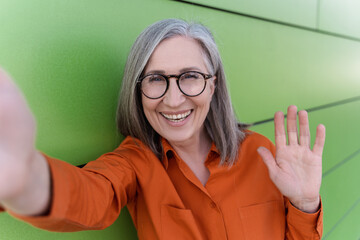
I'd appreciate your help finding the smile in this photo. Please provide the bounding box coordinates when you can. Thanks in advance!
[160,110,192,123]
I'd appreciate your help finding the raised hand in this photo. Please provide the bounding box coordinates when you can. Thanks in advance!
[0,68,50,215]
[257,105,326,213]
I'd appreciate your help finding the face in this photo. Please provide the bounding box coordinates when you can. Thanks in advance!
[141,36,216,146]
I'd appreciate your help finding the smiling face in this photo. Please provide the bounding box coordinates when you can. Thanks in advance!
[141,36,216,146]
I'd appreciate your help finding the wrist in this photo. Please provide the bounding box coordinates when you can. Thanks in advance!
[2,151,51,216]
[290,196,320,213]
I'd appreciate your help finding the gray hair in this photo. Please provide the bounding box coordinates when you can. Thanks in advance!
[117,18,247,166]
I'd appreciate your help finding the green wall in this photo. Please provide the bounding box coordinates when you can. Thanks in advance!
[0,0,359,239]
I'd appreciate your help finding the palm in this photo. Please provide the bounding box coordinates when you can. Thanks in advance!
[258,106,325,212]
[273,145,322,200]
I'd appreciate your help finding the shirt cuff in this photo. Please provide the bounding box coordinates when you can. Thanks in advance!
[286,197,323,237]
[8,152,73,231]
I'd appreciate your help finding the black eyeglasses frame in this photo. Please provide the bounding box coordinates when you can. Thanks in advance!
[137,71,213,99]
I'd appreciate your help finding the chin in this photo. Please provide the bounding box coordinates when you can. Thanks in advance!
[161,131,194,144]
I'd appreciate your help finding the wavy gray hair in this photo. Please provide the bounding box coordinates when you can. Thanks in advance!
[117,19,247,166]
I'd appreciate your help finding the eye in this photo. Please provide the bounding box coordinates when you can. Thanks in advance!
[182,72,200,80]
[147,75,165,83]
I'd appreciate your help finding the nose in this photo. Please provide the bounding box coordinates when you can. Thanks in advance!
[162,78,186,107]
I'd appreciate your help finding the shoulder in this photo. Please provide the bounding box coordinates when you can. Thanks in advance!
[235,130,275,163]
[84,136,150,169]
[114,136,152,156]
[110,136,161,168]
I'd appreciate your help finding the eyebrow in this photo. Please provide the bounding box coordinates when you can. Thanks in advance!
[145,67,203,75]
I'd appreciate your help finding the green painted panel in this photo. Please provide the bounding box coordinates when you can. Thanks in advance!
[320,154,360,236]
[309,101,360,174]
[324,199,360,240]
[185,0,317,28]
[216,18,360,123]
[319,0,360,40]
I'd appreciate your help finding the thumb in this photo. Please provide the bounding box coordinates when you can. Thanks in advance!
[257,146,278,178]
[0,68,36,152]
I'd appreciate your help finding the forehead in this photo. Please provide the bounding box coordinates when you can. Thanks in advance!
[145,36,208,74]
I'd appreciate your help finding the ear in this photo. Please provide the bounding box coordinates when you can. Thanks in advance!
[209,76,216,96]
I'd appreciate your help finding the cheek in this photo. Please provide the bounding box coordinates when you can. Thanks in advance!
[193,93,212,119]
[141,96,160,123]
[202,85,215,106]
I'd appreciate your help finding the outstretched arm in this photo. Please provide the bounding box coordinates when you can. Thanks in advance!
[257,105,325,213]
[0,68,136,232]
[0,68,51,216]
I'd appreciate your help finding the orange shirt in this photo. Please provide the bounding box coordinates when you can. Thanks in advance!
[11,131,323,239]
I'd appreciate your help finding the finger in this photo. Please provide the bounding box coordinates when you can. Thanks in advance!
[274,111,287,147]
[257,147,279,179]
[313,124,326,156]
[298,110,310,147]
[0,69,35,147]
[286,105,298,145]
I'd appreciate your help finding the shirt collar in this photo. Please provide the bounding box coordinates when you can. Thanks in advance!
[161,137,220,170]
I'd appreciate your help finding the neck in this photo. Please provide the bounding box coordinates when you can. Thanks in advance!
[169,127,212,164]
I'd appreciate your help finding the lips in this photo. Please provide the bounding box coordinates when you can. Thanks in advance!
[160,110,192,123]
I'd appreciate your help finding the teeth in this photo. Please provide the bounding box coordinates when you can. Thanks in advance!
[161,110,191,122]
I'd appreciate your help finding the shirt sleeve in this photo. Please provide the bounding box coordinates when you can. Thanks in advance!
[9,151,137,232]
[285,197,323,239]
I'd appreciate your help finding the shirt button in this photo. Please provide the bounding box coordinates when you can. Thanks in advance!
[210,202,217,208]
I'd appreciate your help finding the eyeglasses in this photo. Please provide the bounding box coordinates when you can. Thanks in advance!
[138,71,213,99]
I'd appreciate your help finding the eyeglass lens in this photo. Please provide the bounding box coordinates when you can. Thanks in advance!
[140,71,206,99]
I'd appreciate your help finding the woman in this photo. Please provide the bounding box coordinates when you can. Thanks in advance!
[0,19,325,239]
